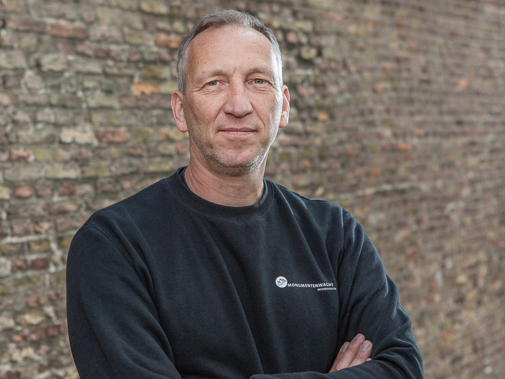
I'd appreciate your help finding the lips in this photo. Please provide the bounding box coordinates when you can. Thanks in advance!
[218,127,256,136]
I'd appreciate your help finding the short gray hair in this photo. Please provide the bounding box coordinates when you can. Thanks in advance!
[176,10,283,94]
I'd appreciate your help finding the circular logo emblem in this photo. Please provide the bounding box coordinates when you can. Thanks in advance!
[275,276,288,288]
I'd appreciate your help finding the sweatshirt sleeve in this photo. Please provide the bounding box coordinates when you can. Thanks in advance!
[66,224,182,379]
[250,213,424,379]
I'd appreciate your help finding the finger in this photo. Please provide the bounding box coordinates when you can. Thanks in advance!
[349,340,372,367]
[332,334,365,371]
[329,342,349,372]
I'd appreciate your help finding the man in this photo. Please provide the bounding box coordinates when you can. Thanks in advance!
[67,10,423,378]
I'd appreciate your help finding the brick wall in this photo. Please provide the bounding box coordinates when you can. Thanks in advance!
[0,0,504,378]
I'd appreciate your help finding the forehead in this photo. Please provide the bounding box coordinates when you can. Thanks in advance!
[186,26,277,77]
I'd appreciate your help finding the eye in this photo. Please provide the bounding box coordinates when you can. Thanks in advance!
[253,79,265,84]
[207,80,219,86]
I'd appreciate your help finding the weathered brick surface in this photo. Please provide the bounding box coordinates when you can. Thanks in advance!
[0,1,504,378]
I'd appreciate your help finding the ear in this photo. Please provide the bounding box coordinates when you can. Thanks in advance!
[171,90,188,133]
[279,85,290,129]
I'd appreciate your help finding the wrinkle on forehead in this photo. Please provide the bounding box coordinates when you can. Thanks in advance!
[186,26,282,89]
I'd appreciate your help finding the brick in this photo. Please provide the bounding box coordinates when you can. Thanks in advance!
[157,142,176,156]
[4,0,24,12]
[176,141,189,155]
[156,22,171,33]
[29,240,51,253]
[79,0,106,5]
[50,269,67,287]
[57,236,74,249]
[11,259,29,272]
[159,49,171,62]
[94,46,110,58]
[131,127,153,142]
[300,46,318,60]
[53,148,73,162]
[16,310,47,326]
[159,127,185,142]
[0,94,11,107]
[0,243,24,256]
[0,52,27,69]
[0,314,15,329]
[50,23,87,39]
[14,185,34,199]
[159,81,178,94]
[14,94,48,107]
[86,198,117,211]
[12,274,44,291]
[96,7,142,30]
[100,79,115,94]
[132,81,159,96]
[4,166,41,182]
[83,162,111,178]
[7,16,46,32]
[0,186,11,200]
[17,129,56,144]
[0,34,15,49]
[104,62,136,76]
[11,220,32,236]
[15,34,35,53]
[74,147,93,161]
[68,57,104,74]
[23,71,45,89]
[126,145,144,156]
[87,93,119,109]
[109,0,138,10]
[44,3,85,21]
[30,256,51,270]
[33,148,51,162]
[34,221,52,234]
[148,94,171,109]
[12,110,32,126]
[8,201,47,220]
[38,54,67,72]
[56,216,87,233]
[49,93,82,108]
[35,184,53,199]
[96,127,130,143]
[53,109,85,126]
[75,43,93,56]
[141,46,162,62]
[140,1,169,15]
[114,158,141,175]
[48,200,80,215]
[59,128,96,144]
[146,160,171,173]
[9,148,31,163]
[141,66,167,79]
[124,29,153,45]
[89,26,123,43]
[45,165,81,180]
[31,322,66,341]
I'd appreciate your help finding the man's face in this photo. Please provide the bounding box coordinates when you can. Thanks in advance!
[172,26,290,175]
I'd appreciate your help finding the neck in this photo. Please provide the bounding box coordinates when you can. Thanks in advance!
[183,160,266,207]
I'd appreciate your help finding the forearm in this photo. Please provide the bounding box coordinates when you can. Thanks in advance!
[251,358,420,379]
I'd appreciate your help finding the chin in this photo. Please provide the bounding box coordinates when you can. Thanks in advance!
[213,155,266,176]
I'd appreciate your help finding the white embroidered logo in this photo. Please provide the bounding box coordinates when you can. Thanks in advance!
[275,276,336,291]
[275,276,288,288]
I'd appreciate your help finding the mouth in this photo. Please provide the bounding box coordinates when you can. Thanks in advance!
[218,128,256,136]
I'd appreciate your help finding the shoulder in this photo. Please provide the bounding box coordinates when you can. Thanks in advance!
[81,177,173,237]
[267,179,353,224]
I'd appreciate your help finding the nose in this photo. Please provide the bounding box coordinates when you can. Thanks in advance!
[222,82,253,118]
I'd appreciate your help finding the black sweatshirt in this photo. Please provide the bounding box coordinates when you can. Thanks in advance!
[67,167,423,378]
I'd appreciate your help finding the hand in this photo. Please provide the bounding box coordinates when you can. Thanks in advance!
[329,333,372,372]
